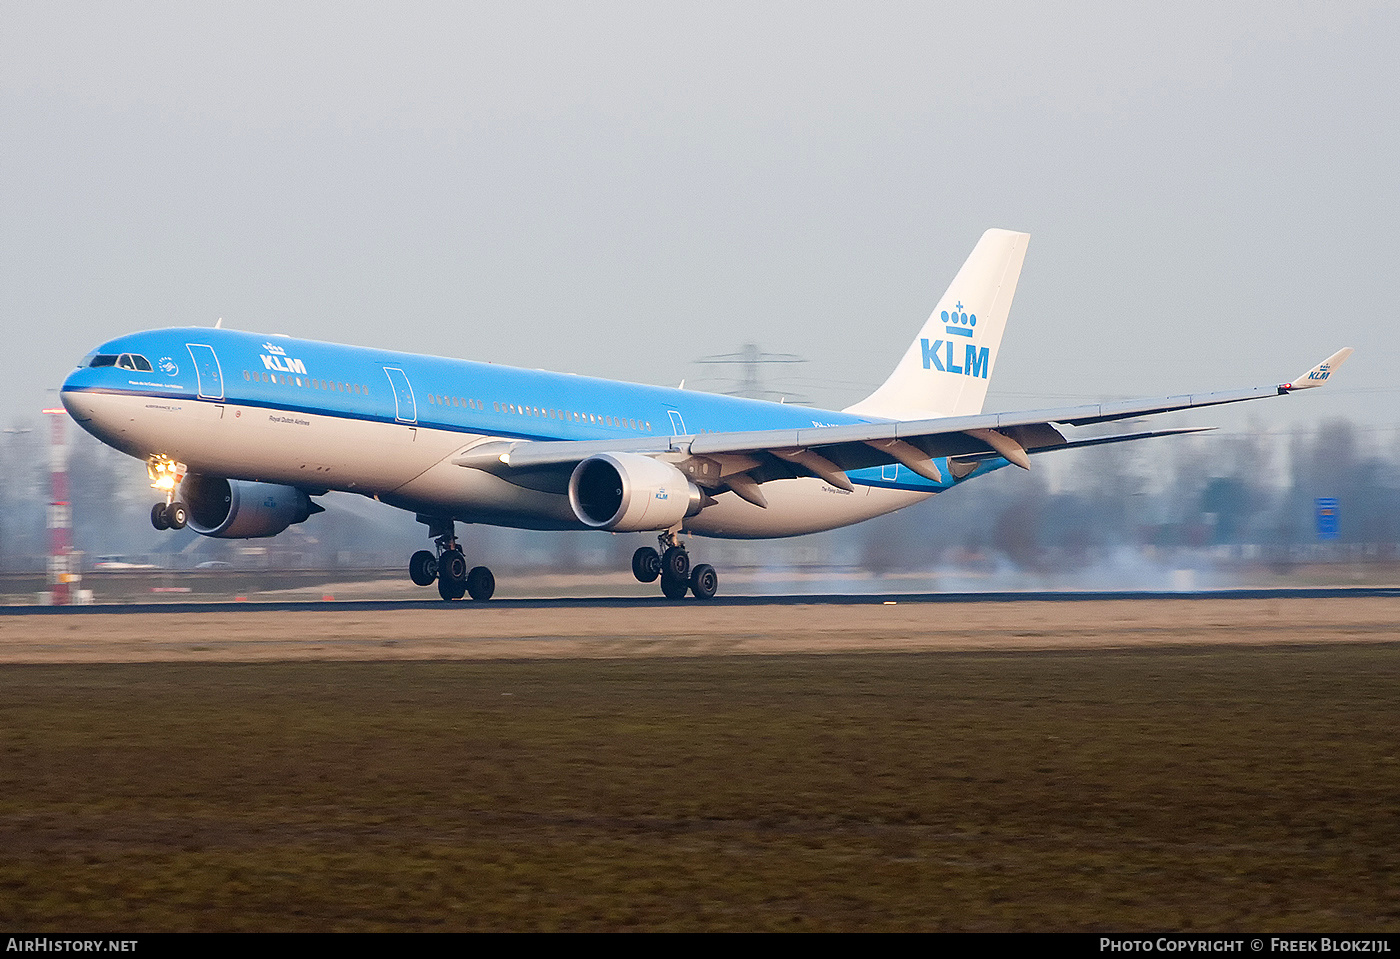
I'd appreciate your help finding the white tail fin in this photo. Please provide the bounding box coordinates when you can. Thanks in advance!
[845,229,1029,420]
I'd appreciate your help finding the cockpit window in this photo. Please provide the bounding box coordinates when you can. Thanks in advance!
[116,354,153,372]
[89,354,118,367]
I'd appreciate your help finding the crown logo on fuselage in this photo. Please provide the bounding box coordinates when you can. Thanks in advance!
[260,342,308,375]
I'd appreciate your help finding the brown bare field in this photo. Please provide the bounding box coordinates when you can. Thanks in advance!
[1,596,1397,663]
[0,598,1397,931]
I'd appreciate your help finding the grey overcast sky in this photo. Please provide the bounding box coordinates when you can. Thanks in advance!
[3,1,1396,436]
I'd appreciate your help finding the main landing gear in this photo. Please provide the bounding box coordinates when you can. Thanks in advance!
[632,531,717,600]
[409,521,495,602]
[148,456,188,531]
[151,500,188,531]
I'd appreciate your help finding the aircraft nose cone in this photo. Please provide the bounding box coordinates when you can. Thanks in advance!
[59,387,92,422]
[59,388,136,453]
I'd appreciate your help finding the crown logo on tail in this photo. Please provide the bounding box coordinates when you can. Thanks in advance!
[942,301,976,338]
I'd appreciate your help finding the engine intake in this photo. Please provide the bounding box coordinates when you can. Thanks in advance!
[185,474,320,539]
[568,453,703,531]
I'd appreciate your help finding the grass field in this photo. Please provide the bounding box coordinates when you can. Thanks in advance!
[1,645,1397,931]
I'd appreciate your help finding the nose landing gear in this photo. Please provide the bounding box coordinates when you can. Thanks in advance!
[408,519,495,602]
[632,531,718,600]
[147,456,188,531]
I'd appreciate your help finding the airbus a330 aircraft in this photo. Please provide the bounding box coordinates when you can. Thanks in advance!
[60,230,1351,600]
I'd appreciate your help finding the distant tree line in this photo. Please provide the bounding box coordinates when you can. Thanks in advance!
[1,418,1396,573]
[851,419,1400,574]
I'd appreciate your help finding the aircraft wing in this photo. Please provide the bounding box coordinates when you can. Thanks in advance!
[454,349,1352,492]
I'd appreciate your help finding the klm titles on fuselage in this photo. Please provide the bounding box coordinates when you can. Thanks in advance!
[921,308,990,378]
[260,342,308,376]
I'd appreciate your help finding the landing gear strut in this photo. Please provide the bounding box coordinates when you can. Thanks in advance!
[408,518,495,602]
[632,530,718,600]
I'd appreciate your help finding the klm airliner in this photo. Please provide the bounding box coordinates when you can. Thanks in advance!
[60,230,1352,600]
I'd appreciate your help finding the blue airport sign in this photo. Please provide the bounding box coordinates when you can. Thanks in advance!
[1315,497,1339,540]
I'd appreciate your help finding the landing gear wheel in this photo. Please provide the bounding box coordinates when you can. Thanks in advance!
[660,573,690,599]
[632,547,661,583]
[409,550,438,587]
[438,550,467,601]
[166,501,188,530]
[151,503,170,531]
[661,546,690,582]
[689,564,718,600]
[466,566,495,601]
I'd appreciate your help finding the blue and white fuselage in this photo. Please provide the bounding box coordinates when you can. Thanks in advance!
[61,326,962,538]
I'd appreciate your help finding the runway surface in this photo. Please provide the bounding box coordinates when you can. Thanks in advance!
[5,585,1400,616]
[1,592,1396,663]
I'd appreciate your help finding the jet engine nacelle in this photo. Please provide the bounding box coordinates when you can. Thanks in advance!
[184,474,320,539]
[568,453,703,532]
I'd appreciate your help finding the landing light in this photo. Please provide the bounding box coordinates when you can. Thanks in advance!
[147,455,186,493]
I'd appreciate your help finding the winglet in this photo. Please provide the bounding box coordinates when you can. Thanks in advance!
[1281,348,1354,392]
